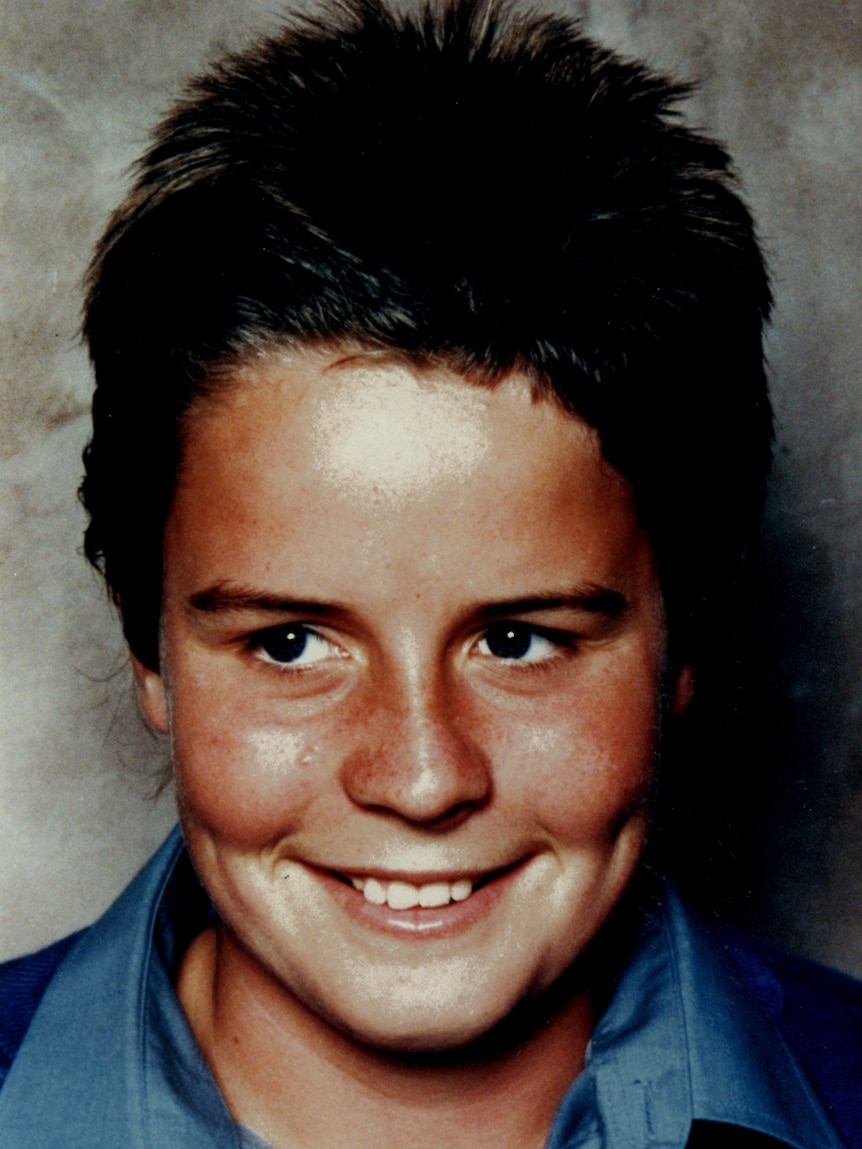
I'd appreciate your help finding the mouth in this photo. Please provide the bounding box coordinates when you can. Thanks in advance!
[302,858,529,938]
[334,867,511,910]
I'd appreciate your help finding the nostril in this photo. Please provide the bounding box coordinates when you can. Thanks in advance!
[409,798,487,832]
[352,796,486,833]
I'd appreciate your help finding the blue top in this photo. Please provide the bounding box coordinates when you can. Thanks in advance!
[0,828,855,1148]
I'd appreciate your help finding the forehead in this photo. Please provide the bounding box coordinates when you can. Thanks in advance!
[185,347,612,497]
[169,347,649,608]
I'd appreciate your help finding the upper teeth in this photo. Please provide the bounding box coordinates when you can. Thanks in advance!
[351,876,473,909]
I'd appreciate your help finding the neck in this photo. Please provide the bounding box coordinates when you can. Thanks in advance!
[178,925,596,1149]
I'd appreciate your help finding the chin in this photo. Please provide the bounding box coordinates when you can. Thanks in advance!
[323,1000,502,1055]
[306,961,579,1059]
[295,974,523,1056]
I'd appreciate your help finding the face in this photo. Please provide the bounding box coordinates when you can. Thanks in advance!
[136,347,691,1053]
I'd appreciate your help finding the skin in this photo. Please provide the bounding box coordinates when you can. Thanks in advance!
[133,347,692,1149]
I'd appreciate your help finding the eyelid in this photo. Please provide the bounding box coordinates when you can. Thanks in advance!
[246,622,343,669]
[473,621,578,664]
[482,620,580,643]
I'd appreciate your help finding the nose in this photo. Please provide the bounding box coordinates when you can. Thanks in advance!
[339,673,492,827]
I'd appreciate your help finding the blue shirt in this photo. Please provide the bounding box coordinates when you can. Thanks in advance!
[0,829,849,1148]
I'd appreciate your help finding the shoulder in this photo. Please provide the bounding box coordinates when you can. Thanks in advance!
[716,925,862,1148]
[0,931,86,1089]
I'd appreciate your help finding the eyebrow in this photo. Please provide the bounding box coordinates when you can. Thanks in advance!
[474,586,627,621]
[188,582,626,620]
[188,585,345,616]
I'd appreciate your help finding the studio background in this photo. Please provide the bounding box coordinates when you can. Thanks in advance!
[2,0,861,974]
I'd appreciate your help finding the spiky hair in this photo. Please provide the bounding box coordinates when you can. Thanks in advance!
[81,0,772,671]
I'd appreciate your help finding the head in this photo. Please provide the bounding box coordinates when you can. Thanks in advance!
[81,0,772,677]
[79,0,772,1050]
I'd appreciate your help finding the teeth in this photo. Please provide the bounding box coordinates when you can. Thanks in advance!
[387,881,420,910]
[418,882,450,908]
[350,875,475,909]
[363,878,387,906]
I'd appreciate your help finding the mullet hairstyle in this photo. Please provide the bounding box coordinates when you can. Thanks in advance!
[81,0,772,679]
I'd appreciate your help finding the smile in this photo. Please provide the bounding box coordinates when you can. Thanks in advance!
[349,876,474,909]
[313,860,527,937]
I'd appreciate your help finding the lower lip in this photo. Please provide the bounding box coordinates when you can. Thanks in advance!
[312,865,522,938]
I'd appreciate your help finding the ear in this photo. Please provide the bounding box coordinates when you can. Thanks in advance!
[130,652,170,734]
[671,663,695,717]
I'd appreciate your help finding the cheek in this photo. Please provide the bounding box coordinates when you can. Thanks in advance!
[489,661,662,843]
[170,687,327,844]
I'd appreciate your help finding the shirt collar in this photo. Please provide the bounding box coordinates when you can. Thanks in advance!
[0,828,239,1148]
[548,883,843,1149]
[0,831,844,1149]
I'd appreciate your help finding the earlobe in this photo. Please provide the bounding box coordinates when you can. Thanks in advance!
[671,664,695,716]
[130,652,170,733]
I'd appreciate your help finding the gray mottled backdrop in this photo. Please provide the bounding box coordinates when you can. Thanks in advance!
[2,0,861,974]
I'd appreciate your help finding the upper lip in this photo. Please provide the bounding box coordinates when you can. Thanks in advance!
[328,860,522,886]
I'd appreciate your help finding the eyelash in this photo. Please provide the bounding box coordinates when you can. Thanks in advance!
[247,624,341,670]
[245,621,576,672]
[474,621,575,668]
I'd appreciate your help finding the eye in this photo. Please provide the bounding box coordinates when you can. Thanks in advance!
[250,624,338,668]
[476,622,560,663]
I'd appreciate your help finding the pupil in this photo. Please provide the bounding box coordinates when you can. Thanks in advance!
[262,627,308,663]
[485,624,532,660]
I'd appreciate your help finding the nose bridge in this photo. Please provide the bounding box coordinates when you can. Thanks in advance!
[339,632,491,823]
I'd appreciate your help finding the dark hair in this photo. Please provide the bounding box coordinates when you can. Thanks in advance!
[81,0,772,674]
